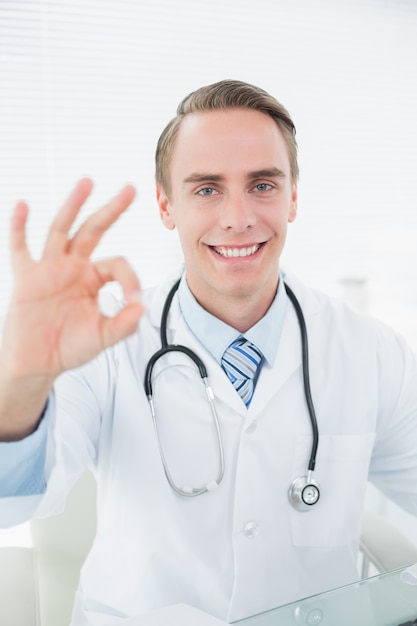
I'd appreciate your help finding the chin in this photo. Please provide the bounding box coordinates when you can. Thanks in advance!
[217,276,263,299]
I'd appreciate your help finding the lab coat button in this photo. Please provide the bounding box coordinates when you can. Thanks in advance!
[294,606,323,625]
[306,609,323,625]
[243,521,259,538]
[245,421,257,434]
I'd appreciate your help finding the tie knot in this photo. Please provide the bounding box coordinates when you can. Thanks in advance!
[221,338,263,406]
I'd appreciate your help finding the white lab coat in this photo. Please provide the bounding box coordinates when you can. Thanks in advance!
[2,272,417,625]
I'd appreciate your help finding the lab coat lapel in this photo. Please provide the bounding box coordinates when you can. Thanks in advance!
[149,283,247,416]
[247,305,300,416]
[172,317,248,417]
[249,276,322,417]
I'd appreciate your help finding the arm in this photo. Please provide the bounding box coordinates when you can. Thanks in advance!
[0,409,48,498]
[0,178,145,442]
[369,325,417,515]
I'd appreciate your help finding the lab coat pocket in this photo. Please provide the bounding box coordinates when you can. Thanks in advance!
[290,433,375,547]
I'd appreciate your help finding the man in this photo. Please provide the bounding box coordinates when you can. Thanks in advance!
[1,80,417,625]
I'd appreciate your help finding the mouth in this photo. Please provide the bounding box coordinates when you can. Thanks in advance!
[211,243,262,258]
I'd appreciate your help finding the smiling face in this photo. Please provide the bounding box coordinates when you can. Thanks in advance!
[157,107,298,329]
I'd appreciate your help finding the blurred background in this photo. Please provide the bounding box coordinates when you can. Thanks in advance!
[1,0,417,588]
[1,0,417,337]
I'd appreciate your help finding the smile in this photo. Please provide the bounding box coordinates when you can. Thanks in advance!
[212,244,261,258]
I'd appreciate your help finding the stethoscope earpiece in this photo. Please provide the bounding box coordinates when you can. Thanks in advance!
[289,473,320,512]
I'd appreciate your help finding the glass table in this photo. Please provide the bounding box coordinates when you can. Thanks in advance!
[233,568,417,626]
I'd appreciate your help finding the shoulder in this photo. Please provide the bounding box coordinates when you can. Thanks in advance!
[283,271,364,322]
[283,271,409,352]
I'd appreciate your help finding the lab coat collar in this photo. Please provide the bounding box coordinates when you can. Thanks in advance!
[146,271,322,420]
[147,269,322,333]
[146,278,245,416]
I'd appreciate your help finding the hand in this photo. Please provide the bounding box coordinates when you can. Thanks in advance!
[2,178,144,383]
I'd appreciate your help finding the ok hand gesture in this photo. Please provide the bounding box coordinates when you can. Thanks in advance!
[0,179,144,438]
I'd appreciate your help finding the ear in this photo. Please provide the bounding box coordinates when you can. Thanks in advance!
[156,185,176,230]
[288,181,298,223]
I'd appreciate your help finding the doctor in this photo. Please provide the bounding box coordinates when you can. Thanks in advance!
[1,79,417,626]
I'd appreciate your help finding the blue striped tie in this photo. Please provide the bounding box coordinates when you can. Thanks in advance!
[221,338,264,406]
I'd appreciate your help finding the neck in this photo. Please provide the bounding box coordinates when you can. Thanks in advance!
[189,282,279,333]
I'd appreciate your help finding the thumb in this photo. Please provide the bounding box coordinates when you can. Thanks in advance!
[101,302,145,348]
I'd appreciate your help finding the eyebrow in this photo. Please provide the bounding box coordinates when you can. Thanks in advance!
[183,173,224,185]
[247,168,287,181]
[183,167,287,186]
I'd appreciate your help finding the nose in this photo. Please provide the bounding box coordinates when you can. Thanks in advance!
[219,192,256,232]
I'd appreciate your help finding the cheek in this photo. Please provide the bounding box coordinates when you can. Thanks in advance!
[178,213,213,244]
[175,223,198,251]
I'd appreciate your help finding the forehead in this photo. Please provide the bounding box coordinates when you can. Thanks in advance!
[171,108,291,176]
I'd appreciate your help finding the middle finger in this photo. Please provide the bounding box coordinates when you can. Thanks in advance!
[68,184,136,258]
[43,178,94,258]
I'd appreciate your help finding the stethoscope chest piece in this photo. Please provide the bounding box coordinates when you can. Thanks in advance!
[289,473,320,512]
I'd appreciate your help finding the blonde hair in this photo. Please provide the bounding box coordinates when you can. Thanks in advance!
[155,79,298,198]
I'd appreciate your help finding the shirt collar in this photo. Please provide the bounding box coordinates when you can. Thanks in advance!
[177,273,287,367]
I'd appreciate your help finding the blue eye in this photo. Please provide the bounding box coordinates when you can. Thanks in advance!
[198,187,216,196]
[255,183,271,192]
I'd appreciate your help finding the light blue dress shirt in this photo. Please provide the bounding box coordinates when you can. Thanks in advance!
[0,273,288,497]
[0,409,48,496]
[177,272,287,368]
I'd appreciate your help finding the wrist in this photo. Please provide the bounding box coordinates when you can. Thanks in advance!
[0,357,53,441]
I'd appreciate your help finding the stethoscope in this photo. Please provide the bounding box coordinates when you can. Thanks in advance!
[144,279,320,511]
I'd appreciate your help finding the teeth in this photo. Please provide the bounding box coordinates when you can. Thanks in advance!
[214,244,260,258]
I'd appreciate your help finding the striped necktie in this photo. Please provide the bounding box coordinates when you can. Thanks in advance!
[221,337,264,406]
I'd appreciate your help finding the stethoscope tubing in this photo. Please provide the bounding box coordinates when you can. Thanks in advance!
[284,283,319,472]
[144,278,319,500]
[144,279,225,496]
